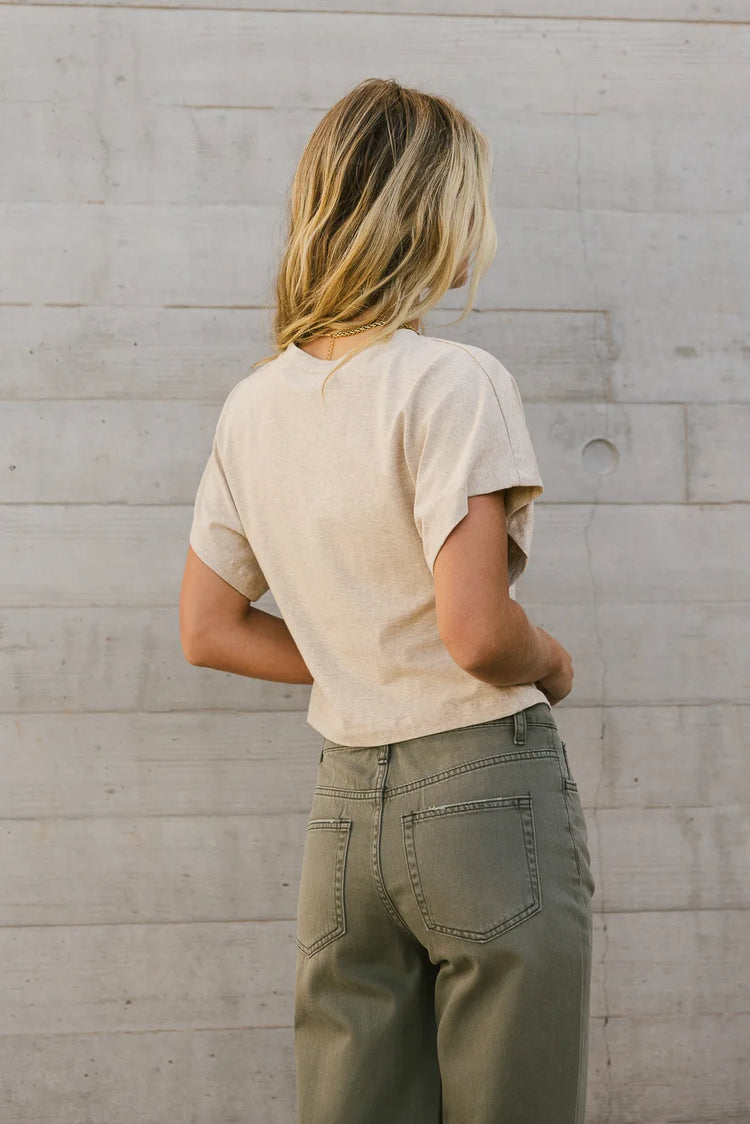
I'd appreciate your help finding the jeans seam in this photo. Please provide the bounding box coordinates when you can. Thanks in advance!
[561,782,583,883]
[313,749,560,800]
[559,739,575,783]
[371,751,414,938]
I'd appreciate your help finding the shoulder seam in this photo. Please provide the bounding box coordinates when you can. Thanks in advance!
[428,339,520,481]
[210,377,250,454]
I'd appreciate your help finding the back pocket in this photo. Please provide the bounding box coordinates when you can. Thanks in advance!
[296,818,352,957]
[402,796,541,941]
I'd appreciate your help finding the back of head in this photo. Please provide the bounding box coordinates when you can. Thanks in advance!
[253,77,498,390]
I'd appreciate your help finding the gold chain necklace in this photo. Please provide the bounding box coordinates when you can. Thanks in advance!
[326,319,417,360]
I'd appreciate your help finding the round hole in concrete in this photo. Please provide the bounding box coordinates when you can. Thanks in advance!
[581,437,619,475]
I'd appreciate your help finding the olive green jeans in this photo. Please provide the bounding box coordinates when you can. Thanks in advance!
[294,701,595,1123]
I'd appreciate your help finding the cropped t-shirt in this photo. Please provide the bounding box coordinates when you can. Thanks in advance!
[189,328,549,746]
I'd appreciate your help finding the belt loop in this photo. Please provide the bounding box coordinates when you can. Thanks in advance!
[513,707,527,745]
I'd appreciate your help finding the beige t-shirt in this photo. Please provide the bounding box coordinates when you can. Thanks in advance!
[189,327,549,746]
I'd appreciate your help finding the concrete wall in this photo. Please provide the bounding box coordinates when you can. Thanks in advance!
[2,3,748,1120]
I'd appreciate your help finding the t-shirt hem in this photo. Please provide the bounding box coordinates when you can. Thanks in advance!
[308,685,551,748]
[188,528,267,602]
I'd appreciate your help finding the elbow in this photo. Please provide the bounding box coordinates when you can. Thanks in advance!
[453,644,514,687]
[181,627,210,667]
[452,643,499,677]
[442,623,514,681]
[442,632,497,677]
[461,646,509,679]
[182,642,204,667]
[444,598,519,680]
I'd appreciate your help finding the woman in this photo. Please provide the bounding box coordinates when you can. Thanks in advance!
[180,77,594,1124]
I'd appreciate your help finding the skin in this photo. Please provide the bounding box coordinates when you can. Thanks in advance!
[179,562,314,683]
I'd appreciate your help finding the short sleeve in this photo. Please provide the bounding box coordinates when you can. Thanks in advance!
[405,346,544,585]
[189,390,269,602]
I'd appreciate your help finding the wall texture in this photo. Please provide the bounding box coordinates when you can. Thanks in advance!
[2,3,748,1121]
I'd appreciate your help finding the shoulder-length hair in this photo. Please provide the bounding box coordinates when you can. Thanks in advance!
[250,77,497,398]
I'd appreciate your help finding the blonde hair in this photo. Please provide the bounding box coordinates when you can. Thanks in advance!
[250,77,498,399]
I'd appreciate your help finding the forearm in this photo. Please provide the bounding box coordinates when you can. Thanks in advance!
[188,606,314,685]
[464,598,559,688]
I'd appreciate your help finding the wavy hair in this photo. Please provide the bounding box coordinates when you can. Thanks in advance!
[250,77,498,398]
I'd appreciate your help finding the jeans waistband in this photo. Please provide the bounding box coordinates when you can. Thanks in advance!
[454,701,555,748]
[322,701,556,755]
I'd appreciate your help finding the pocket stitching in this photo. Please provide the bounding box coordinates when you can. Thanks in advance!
[559,739,577,784]
[296,818,351,958]
[561,784,583,882]
[401,796,542,942]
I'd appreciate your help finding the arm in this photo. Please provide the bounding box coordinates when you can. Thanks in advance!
[179,546,313,685]
[433,490,560,687]
[460,597,562,687]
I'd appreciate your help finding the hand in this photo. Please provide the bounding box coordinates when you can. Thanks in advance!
[534,628,574,706]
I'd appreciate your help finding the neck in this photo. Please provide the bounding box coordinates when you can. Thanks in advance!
[297,316,421,360]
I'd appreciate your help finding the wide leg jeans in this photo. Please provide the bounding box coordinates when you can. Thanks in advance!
[293,701,595,1123]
